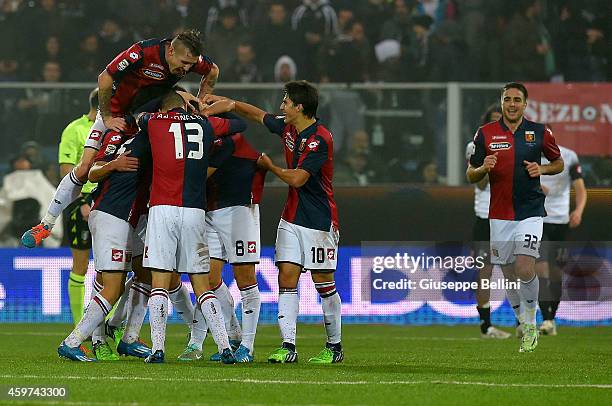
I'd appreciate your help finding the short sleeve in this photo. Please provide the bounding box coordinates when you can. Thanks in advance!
[542,126,561,161]
[469,129,486,167]
[58,127,78,165]
[207,116,246,136]
[298,135,329,175]
[209,136,235,168]
[106,42,144,79]
[190,55,213,76]
[569,151,583,180]
[95,131,125,162]
[263,113,286,136]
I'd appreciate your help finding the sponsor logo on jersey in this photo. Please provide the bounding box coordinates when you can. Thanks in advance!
[492,135,507,140]
[247,241,257,253]
[285,136,295,152]
[104,144,117,156]
[488,142,512,151]
[308,140,320,151]
[89,130,102,140]
[112,249,124,262]
[129,51,139,60]
[525,131,535,142]
[327,248,336,260]
[141,68,165,80]
[148,63,164,70]
[117,59,129,71]
[110,134,122,142]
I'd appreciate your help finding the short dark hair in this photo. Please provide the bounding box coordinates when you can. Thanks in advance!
[161,91,185,111]
[502,82,528,100]
[283,80,318,118]
[481,103,502,125]
[89,87,99,110]
[173,29,203,56]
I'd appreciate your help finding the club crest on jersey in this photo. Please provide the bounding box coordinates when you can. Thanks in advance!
[525,131,535,142]
[307,140,320,151]
[327,248,335,260]
[489,142,512,151]
[105,144,117,156]
[247,241,257,253]
[285,136,295,152]
[141,68,165,80]
[111,249,124,262]
[299,138,307,152]
[117,59,129,71]
[89,130,102,140]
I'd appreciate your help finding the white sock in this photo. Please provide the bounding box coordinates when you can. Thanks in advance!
[188,303,208,350]
[213,281,241,340]
[519,275,539,325]
[65,293,111,348]
[315,282,342,344]
[169,282,194,328]
[91,279,106,344]
[278,288,299,346]
[123,281,150,344]
[506,287,523,324]
[239,284,260,352]
[197,291,230,353]
[148,288,169,353]
[108,276,133,328]
[43,169,83,227]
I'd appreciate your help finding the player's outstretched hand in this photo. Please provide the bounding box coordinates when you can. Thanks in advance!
[113,151,139,172]
[482,152,498,172]
[200,94,226,105]
[257,153,274,171]
[176,91,204,113]
[103,116,127,132]
[523,160,541,177]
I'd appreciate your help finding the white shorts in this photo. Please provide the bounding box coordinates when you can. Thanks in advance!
[275,218,339,272]
[143,205,209,274]
[206,204,260,264]
[84,111,107,150]
[490,217,543,265]
[89,210,134,272]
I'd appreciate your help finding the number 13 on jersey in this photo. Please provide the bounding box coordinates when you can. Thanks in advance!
[169,122,204,160]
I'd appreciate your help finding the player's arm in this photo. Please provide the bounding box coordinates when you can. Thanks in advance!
[88,152,139,183]
[466,130,495,183]
[539,126,564,176]
[476,175,488,191]
[197,62,219,98]
[258,153,310,188]
[201,95,267,124]
[97,70,126,132]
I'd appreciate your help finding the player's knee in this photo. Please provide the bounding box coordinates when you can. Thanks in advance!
[233,264,257,288]
[478,265,493,279]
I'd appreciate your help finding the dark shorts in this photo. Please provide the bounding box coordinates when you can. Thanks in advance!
[537,223,569,265]
[62,194,92,250]
[471,217,490,264]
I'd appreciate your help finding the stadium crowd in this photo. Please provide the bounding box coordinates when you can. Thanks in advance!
[0,0,611,191]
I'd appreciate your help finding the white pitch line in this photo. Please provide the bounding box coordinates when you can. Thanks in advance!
[0,375,610,389]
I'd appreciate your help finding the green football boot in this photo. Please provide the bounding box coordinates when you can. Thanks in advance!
[267,347,298,363]
[177,344,203,361]
[93,340,120,361]
[308,346,344,364]
[519,323,538,353]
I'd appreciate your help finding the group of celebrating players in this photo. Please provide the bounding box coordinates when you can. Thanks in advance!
[22,30,343,364]
[21,27,580,361]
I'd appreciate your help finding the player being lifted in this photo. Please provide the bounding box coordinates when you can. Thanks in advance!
[178,128,266,363]
[140,91,246,364]
[467,82,563,353]
[202,81,343,364]
[22,29,219,248]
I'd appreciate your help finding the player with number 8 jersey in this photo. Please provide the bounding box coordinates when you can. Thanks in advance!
[138,91,245,364]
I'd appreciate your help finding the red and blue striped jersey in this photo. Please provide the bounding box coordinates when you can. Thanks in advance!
[263,114,339,232]
[470,118,561,221]
[140,108,246,209]
[91,129,152,228]
[207,134,266,211]
[106,38,214,115]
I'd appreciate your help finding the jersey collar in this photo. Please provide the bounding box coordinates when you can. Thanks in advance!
[499,117,527,134]
[298,118,319,138]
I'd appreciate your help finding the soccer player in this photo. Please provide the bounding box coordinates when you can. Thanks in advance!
[537,142,587,336]
[57,120,153,362]
[465,104,511,339]
[467,82,563,353]
[58,88,98,327]
[140,91,246,364]
[22,29,219,248]
[201,81,343,364]
[178,131,265,363]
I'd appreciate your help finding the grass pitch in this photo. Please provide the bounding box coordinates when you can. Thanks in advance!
[0,324,611,405]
